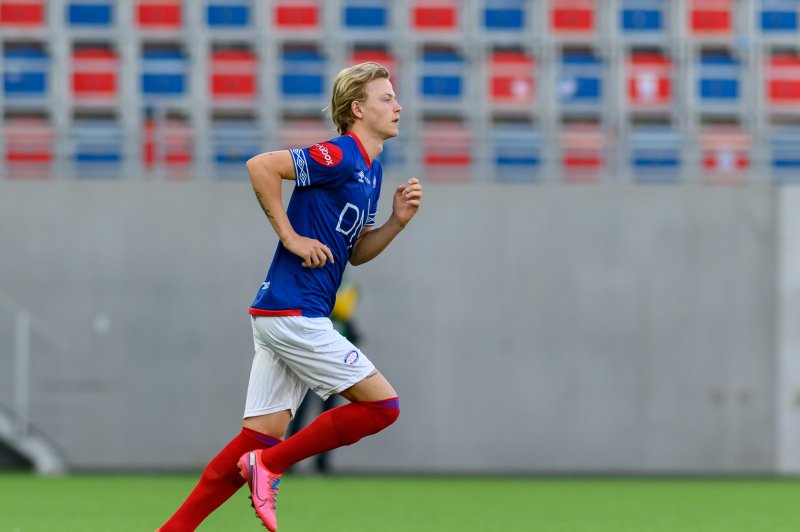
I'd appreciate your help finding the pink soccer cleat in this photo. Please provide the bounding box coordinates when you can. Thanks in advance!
[238,450,282,532]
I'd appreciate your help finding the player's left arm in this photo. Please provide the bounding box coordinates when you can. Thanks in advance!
[349,178,422,266]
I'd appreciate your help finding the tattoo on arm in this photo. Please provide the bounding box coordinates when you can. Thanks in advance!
[254,190,274,221]
[358,227,381,243]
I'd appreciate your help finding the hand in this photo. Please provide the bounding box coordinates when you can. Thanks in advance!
[392,178,422,227]
[283,234,334,268]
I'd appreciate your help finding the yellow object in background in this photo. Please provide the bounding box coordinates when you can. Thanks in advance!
[331,283,359,322]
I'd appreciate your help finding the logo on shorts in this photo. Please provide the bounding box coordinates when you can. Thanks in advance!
[344,350,359,365]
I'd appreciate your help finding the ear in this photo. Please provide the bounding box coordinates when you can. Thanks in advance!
[351,100,364,119]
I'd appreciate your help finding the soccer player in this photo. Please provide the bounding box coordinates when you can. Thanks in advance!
[157,61,422,532]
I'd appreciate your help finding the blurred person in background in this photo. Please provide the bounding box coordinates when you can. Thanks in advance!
[157,61,422,532]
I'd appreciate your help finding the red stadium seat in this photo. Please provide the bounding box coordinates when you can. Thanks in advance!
[550,0,595,35]
[4,116,53,179]
[488,51,535,107]
[700,126,750,184]
[765,54,800,106]
[210,49,257,100]
[560,123,606,184]
[274,0,320,30]
[349,49,398,87]
[422,121,472,183]
[411,0,458,32]
[627,51,672,108]
[136,0,182,29]
[689,0,733,36]
[0,0,44,26]
[71,47,119,101]
[280,118,333,149]
[143,117,193,180]
[350,49,396,73]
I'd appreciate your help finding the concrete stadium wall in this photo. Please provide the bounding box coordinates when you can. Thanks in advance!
[0,180,784,473]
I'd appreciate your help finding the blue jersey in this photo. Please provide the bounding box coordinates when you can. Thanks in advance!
[249,132,382,318]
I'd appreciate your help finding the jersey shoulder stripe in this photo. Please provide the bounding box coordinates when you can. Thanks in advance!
[290,148,310,186]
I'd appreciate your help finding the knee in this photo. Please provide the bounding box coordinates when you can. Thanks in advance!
[366,396,400,429]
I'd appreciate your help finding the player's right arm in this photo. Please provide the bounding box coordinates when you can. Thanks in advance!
[246,151,334,268]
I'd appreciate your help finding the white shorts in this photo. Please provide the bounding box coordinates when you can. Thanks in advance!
[243,315,375,419]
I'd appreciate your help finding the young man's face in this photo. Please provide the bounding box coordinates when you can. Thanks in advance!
[358,77,402,140]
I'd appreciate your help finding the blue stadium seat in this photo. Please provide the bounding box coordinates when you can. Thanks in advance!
[770,128,800,183]
[72,118,123,179]
[211,119,261,180]
[206,0,250,28]
[620,0,665,33]
[698,51,741,104]
[760,0,799,32]
[3,45,48,98]
[558,51,603,106]
[419,49,465,100]
[482,0,526,32]
[629,127,681,184]
[67,1,113,26]
[342,0,388,30]
[141,48,188,98]
[281,48,325,99]
[492,125,541,183]
[377,136,406,169]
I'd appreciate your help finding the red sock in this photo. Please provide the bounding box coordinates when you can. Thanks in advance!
[159,427,281,531]
[262,397,399,474]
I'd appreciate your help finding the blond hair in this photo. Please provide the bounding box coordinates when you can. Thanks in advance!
[330,62,390,134]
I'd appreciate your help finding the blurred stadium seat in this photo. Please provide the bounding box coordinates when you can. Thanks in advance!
[492,123,542,183]
[71,46,118,102]
[559,121,607,184]
[67,1,114,27]
[488,50,536,108]
[3,113,52,179]
[211,116,261,180]
[209,48,257,101]
[550,0,596,35]
[688,0,734,36]
[620,0,667,35]
[627,50,673,109]
[421,119,472,183]
[71,115,124,179]
[558,49,603,108]
[3,44,48,100]
[0,0,799,183]
[629,125,682,184]
[699,124,751,184]
[135,0,182,29]
[0,0,44,27]
[140,46,188,100]
[206,0,251,28]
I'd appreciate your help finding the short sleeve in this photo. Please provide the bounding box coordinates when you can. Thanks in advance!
[290,139,354,188]
[366,162,382,227]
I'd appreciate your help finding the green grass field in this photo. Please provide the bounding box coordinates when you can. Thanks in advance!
[2,473,800,531]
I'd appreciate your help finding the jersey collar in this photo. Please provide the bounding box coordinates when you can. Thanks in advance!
[344,131,371,167]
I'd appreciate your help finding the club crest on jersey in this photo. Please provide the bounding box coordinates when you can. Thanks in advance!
[344,350,360,365]
[309,142,343,167]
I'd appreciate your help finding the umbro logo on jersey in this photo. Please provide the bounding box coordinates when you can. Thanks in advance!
[260,282,270,290]
[309,142,343,167]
